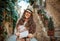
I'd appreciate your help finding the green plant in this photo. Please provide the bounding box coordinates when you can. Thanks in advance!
[48,17,54,30]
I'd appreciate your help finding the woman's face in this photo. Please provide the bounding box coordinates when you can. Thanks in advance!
[25,11,31,19]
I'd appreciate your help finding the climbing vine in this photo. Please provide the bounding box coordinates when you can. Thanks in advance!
[0,0,18,41]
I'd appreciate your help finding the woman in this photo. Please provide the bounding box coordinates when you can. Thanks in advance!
[15,9,36,41]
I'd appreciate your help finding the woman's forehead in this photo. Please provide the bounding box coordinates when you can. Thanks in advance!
[25,11,31,14]
[26,10,31,13]
[25,9,32,13]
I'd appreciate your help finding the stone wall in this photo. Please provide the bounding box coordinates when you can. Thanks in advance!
[46,0,60,30]
[46,0,60,38]
[33,8,50,41]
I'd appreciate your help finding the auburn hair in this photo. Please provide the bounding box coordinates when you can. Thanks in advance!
[16,9,36,34]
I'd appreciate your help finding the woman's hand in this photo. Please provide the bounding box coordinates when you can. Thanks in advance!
[15,32,20,36]
[28,33,34,38]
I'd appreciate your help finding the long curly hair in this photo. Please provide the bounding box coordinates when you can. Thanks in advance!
[16,9,36,34]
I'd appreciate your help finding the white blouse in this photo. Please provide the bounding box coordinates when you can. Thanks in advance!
[17,22,29,38]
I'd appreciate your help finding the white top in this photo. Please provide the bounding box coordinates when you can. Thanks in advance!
[18,21,27,32]
[17,21,29,38]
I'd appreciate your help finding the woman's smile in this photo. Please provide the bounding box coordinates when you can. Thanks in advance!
[25,12,31,19]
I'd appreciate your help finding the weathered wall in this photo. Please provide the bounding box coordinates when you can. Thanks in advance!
[46,0,60,30]
[46,0,60,38]
[33,8,50,41]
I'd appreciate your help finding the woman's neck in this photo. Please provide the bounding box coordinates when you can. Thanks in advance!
[25,18,28,22]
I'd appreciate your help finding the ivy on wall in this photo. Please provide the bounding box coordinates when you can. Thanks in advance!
[37,9,54,30]
[0,0,18,41]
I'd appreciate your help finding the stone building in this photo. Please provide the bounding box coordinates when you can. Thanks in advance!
[46,0,60,41]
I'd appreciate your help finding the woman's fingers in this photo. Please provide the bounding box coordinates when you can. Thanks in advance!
[16,32,20,36]
[28,34,34,38]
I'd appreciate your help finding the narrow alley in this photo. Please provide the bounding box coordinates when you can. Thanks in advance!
[0,0,60,41]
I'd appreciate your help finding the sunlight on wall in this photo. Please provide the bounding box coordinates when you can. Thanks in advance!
[18,0,29,18]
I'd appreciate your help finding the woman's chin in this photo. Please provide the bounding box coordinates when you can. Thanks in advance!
[26,17,29,19]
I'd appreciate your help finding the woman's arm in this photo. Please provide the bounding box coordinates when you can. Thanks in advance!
[14,27,20,36]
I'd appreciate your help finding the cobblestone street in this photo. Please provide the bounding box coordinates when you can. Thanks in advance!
[0,0,60,41]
